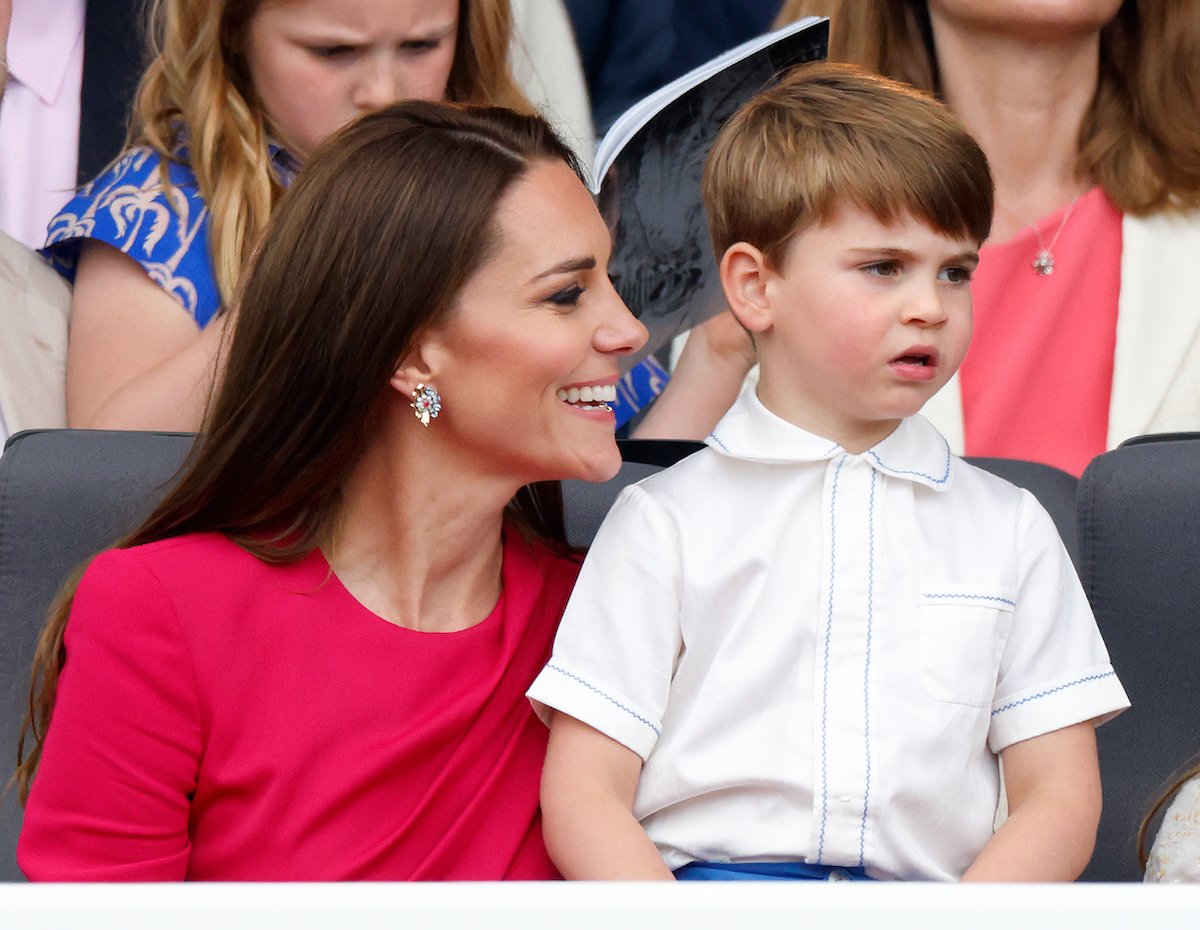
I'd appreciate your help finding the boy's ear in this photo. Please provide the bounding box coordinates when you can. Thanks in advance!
[719,243,774,333]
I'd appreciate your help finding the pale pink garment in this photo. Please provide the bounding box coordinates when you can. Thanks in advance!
[0,0,85,249]
[960,187,1122,477]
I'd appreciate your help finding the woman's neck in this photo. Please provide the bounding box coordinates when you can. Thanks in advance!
[326,416,515,633]
[929,11,1101,241]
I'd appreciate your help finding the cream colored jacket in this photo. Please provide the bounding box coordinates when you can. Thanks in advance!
[0,231,70,435]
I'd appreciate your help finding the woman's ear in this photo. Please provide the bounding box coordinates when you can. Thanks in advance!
[388,339,438,398]
[719,243,774,333]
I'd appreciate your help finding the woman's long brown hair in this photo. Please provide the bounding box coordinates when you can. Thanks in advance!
[776,0,1200,215]
[15,101,583,802]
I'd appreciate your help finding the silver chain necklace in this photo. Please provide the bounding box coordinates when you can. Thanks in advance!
[1001,195,1083,276]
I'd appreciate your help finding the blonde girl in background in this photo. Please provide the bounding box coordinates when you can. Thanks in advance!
[44,0,531,431]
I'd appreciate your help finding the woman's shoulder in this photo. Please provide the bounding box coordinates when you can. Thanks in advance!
[40,146,219,324]
[85,533,264,588]
[74,535,321,643]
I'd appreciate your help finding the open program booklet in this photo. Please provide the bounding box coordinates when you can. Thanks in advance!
[594,17,829,365]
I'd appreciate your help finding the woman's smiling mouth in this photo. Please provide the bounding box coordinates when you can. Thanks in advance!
[557,383,618,409]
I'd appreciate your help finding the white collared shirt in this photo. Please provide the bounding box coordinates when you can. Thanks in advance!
[528,387,1129,881]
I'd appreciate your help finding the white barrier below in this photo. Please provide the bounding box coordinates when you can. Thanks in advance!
[0,881,1196,929]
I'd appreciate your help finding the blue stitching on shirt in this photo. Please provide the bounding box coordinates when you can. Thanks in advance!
[546,663,660,735]
[924,592,1017,608]
[817,454,847,864]
[991,671,1117,717]
[859,469,876,868]
[866,435,951,485]
[707,432,730,453]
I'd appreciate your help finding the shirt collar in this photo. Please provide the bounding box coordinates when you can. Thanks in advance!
[705,386,955,492]
[7,0,86,106]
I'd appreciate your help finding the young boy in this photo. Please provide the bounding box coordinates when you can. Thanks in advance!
[527,63,1130,882]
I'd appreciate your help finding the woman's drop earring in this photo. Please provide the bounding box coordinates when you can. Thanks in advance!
[410,383,442,427]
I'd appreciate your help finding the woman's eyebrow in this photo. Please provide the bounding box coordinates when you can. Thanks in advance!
[529,256,596,283]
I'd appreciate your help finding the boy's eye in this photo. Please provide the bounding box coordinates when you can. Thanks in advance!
[546,285,585,308]
[863,260,901,277]
[939,266,973,284]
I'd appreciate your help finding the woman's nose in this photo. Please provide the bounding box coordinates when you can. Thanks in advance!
[595,287,649,356]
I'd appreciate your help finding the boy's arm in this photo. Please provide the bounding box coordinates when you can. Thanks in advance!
[541,711,675,880]
[961,721,1100,882]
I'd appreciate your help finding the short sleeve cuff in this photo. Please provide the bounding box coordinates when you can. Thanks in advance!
[527,660,661,760]
[988,664,1130,753]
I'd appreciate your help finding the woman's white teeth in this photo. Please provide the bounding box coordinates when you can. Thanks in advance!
[557,384,617,404]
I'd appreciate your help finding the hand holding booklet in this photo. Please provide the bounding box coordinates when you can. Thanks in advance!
[593,16,829,365]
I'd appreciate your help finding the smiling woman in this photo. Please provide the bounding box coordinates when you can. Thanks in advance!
[16,101,646,881]
[424,158,643,486]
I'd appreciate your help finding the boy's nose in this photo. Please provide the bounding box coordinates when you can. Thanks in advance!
[903,286,949,327]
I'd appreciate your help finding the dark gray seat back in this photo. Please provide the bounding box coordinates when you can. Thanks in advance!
[0,429,194,881]
[1076,438,1200,881]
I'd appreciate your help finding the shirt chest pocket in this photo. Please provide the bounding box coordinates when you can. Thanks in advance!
[918,587,1016,707]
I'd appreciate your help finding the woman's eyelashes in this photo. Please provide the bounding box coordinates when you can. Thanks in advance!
[546,284,585,308]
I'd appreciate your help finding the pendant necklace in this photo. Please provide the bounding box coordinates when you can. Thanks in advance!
[1004,195,1082,277]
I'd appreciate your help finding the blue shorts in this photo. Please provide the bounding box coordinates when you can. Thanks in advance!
[673,861,876,881]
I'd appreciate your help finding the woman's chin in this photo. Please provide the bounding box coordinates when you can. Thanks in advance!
[563,442,623,485]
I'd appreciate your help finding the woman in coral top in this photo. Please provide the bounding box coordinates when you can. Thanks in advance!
[15,101,646,881]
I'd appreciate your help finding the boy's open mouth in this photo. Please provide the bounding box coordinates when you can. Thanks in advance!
[891,346,938,368]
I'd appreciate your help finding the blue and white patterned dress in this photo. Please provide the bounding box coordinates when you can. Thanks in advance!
[613,353,668,430]
[42,146,300,329]
[43,147,221,327]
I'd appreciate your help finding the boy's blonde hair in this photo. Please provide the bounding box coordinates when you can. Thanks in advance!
[702,62,993,268]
